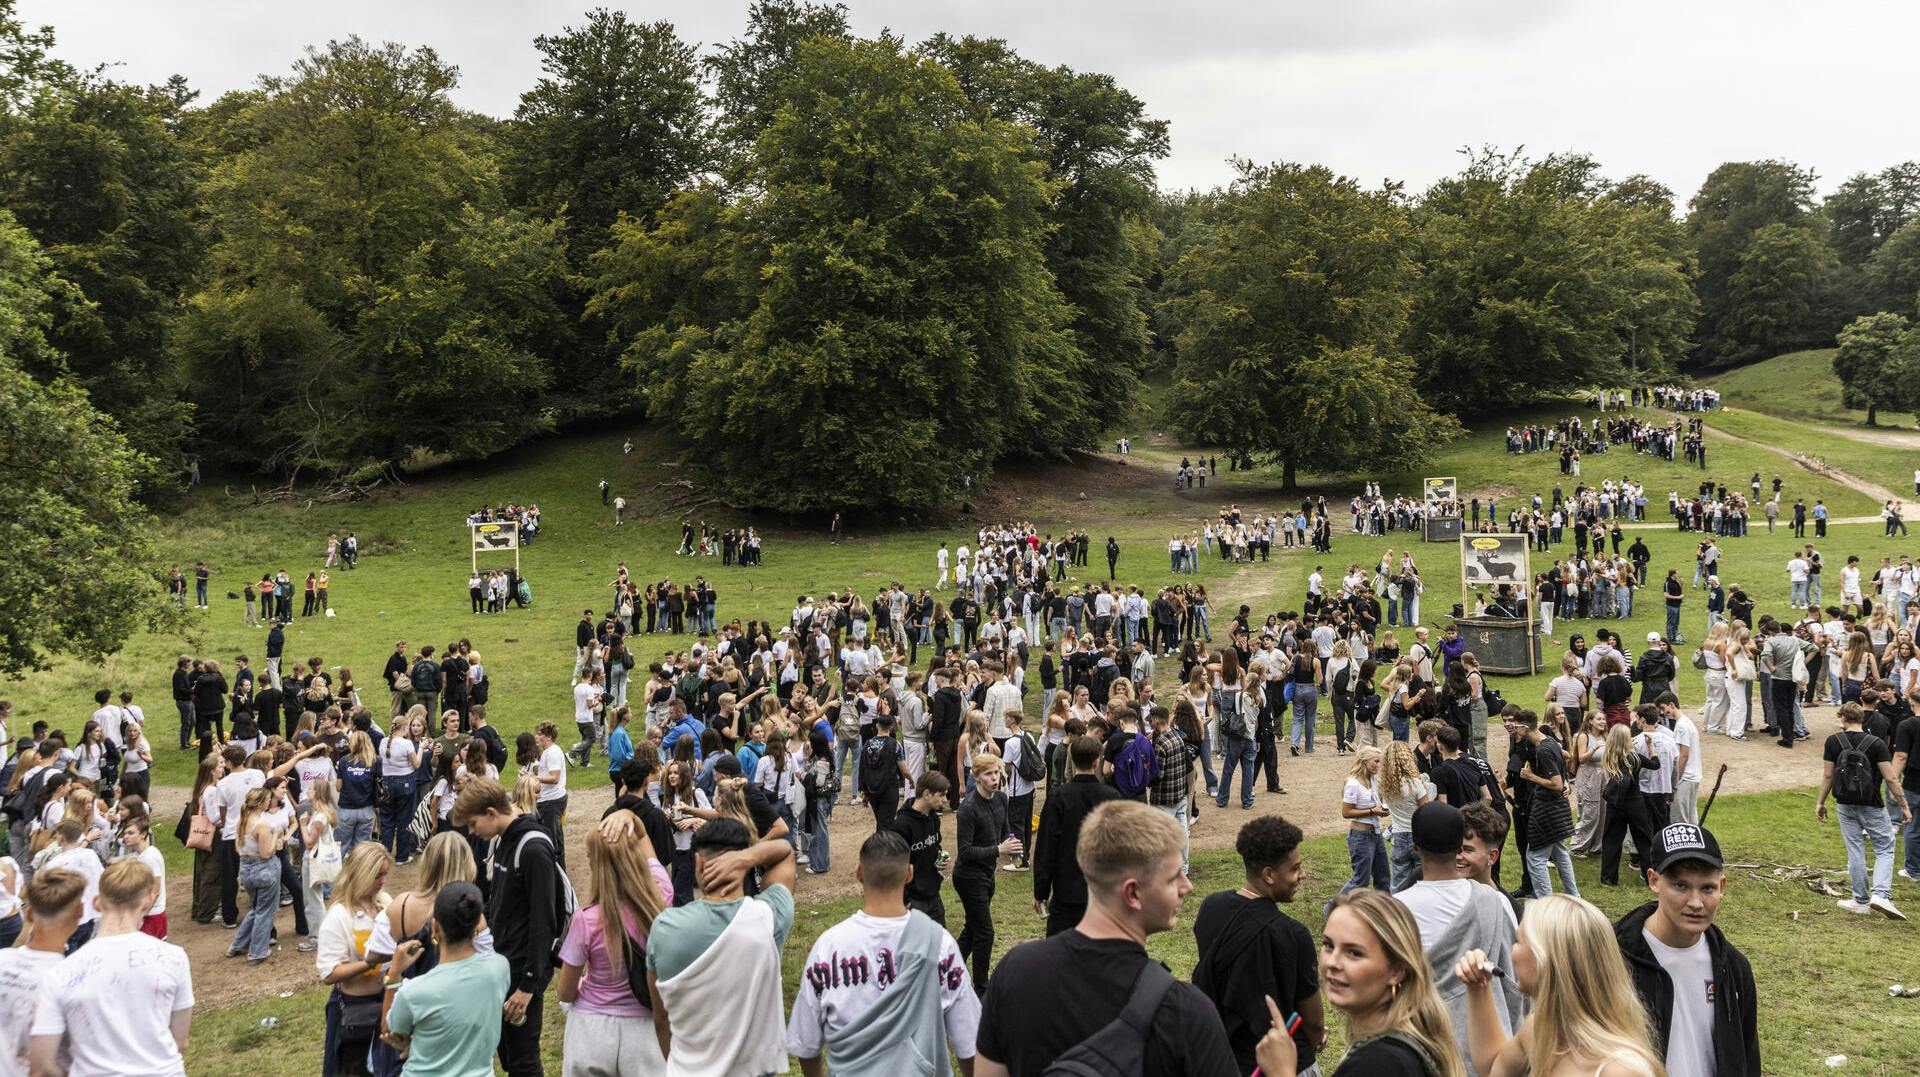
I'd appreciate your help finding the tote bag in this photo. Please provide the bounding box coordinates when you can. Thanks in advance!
[306,826,343,884]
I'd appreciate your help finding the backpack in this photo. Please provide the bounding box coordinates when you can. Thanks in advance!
[1217,687,1251,740]
[1833,731,1881,805]
[1013,731,1045,784]
[1480,686,1507,718]
[1042,960,1174,1076]
[1111,732,1160,798]
[409,660,439,693]
[510,828,578,962]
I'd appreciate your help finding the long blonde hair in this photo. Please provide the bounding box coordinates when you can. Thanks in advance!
[1521,895,1666,1075]
[414,831,476,894]
[332,843,392,916]
[584,830,668,972]
[346,731,376,766]
[1378,741,1422,801]
[712,777,754,830]
[1326,890,1467,1077]
[1350,745,1383,782]
[1602,724,1637,780]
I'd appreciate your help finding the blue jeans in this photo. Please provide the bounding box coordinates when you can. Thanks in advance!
[1838,803,1896,902]
[1791,581,1809,606]
[1215,735,1257,808]
[1527,837,1580,897]
[1340,828,1389,895]
[0,912,21,950]
[835,736,862,797]
[1388,712,1410,742]
[230,857,281,958]
[1617,586,1631,618]
[334,805,376,861]
[1665,606,1681,642]
[807,808,831,874]
[1903,788,1920,876]
[1389,831,1422,892]
[1386,597,1399,625]
[1291,686,1319,750]
[1198,729,1220,794]
[1195,606,1211,641]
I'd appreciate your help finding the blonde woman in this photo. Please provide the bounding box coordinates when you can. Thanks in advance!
[1569,711,1609,856]
[1455,895,1664,1076]
[1183,668,1219,797]
[1598,726,1656,886]
[558,826,673,1075]
[317,842,393,1077]
[1378,741,1434,893]
[1698,622,1729,735]
[1839,631,1881,705]
[959,707,995,796]
[298,781,340,950]
[1338,747,1391,897]
[1257,889,1466,1077]
[1721,627,1755,740]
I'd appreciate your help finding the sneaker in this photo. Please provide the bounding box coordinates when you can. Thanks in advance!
[1898,869,1919,882]
[1837,898,1872,915]
[1005,863,1030,873]
[1872,896,1907,921]
[795,853,810,866]
[296,939,319,952]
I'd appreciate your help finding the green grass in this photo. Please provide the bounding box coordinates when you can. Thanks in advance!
[1714,347,1920,429]
[1697,407,1915,504]
[180,788,1920,1077]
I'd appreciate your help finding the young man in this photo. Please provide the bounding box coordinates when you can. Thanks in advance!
[859,711,912,831]
[887,773,952,926]
[1506,708,1579,897]
[382,881,510,1074]
[976,801,1240,1077]
[1893,699,1920,881]
[1457,803,1519,921]
[0,870,84,1074]
[451,777,563,1075]
[28,861,192,1077]
[1657,692,1703,824]
[955,755,1020,994]
[119,818,168,939]
[1192,816,1322,1077]
[1032,735,1125,937]
[1145,705,1198,873]
[1001,710,1040,871]
[644,817,797,1077]
[1818,702,1911,919]
[1614,824,1761,1076]
[787,831,980,1076]
[1394,803,1523,1072]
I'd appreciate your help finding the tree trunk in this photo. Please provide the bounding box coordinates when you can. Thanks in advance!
[1282,454,1297,490]
[1867,405,1878,427]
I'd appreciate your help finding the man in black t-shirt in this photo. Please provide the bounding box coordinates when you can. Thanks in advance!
[859,712,911,830]
[887,772,951,926]
[978,801,1241,1077]
[1430,726,1490,809]
[1192,816,1321,1076]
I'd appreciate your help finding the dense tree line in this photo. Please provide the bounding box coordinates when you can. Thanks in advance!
[4,0,1919,513]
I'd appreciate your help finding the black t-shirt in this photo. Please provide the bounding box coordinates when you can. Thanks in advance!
[1331,1036,1433,1077]
[1191,892,1318,1073]
[1665,578,1683,607]
[1430,757,1483,808]
[977,931,1239,1077]
[1895,716,1920,788]
[1825,729,1892,808]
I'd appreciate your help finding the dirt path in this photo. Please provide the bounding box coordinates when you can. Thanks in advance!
[152,702,1843,1008]
[1699,416,1899,514]
[1815,424,1920,450]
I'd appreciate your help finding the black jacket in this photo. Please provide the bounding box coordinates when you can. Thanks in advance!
[955,790,1009,878]
[1614,902,1760,1077]
[490,814,564,996]
[928,686,964,741]
[1033,776,1124,907]
[886,805,944,901]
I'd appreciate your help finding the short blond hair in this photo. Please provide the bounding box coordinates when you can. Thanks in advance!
[971,753,1002,775]
[1077,800,1183,892]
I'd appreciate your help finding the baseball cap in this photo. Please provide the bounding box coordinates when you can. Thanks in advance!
[1648,822,1722,873]
[1646,631,1662,643]
[1411,802,1465,856]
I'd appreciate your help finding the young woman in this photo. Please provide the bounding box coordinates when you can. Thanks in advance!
[300,780,341,951]
[227,786,284,963]
[1182,668,1219,796]
[1597,726,1656,886]
[335,731,380,857]
[1258,889,1466,1077]
[1378,741,1434,893]
[801,730,836,874]
[1722,626,1756,740]
[0,855,20,950]
[1698,622,1729,735]
[557,826,673,1074]
[1455,895,1663,1076]
[1327,640,1356,755]
[1290,643,1322,755]
[188,753,227,923]
[377,711,425,865]
[1568,711,1609,856]
[317,842,394,1077]
[1839,631,1881,706]
[1338,747,1391,899]
[754,729,803,858]
[652,760,710,906]
[118,719,153,802]
[1592,656,1633,728]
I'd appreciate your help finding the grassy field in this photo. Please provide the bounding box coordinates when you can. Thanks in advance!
[1713,347,1920,429]
[180,787,1920,1077]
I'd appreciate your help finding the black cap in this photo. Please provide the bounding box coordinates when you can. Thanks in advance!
[1411,802,1465,855]
[1648,822,1722,873]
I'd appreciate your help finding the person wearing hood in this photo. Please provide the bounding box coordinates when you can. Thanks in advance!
[1613,823,1760,1076]
[1634,634,1677,705]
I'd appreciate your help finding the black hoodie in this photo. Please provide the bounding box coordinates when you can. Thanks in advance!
[1614,902,1760,1077]
[489,813,564,997]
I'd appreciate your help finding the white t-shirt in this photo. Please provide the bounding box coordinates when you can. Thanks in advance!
[1342,777,1382,817]
[29,931,193,1077]
[216,769,266,840]
[1642,928,1715,1077]
[1002,735,1036,798]
[1787,558,1809,583]
[0,948,62,1077]
[1842,566,1862,598]
[1395,878,1516,946]
[573,681,601,724]
[537,745,568,802]
[784,911,980,1062]
[137,845,167,915]
[380,736,418,779]
[937,548,950,570]
[294,757,336,804]
[39,848,103,926]
[1671,715,1703,783]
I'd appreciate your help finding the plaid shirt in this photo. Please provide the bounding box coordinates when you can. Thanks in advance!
[1149,727,1197,806]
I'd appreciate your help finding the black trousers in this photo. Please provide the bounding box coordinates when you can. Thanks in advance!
[1253,729,1281,791]
[176,699,194,749]
[954,870,996,992]
[869,789,899,832]
[907,891,947,929]
[1772,678,1799,745]
[1601,791,1659,885]
[277,848,309,935]
[1045,899,1084,938]
[217,836,240,923]
[1009,791,1034,866]
[1510,798,1533,895]
[496,990,545,1076]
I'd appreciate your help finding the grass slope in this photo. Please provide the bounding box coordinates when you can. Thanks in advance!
[182,788,1920,1077]
[1716,347,1920,429]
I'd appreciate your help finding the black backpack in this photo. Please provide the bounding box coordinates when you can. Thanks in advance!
[1044,960,1174,1076]
[1013,731,1045,783]
[1833,731,1881,805]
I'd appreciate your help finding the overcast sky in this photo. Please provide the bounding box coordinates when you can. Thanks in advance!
[18,0,1916,199]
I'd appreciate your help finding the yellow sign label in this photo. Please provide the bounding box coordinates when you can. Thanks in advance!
[476,524,502,533]
[1470,538,1503,550]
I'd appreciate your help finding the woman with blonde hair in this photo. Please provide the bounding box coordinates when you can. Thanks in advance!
[1569,710,1609,856]
[1598,725,1656,886]
[317,842,393,1077]
[1338,747,1391,898]
[1721,626,1755,740]
[227,786,285,963]
[1377,741,1434,892]
[299,780,340,949]
[1258,889,1466,1077]
[1698,621,1729,735]
[557,826,673,1075]
[1455,894,1664,1076]
[1839,630,1880,705]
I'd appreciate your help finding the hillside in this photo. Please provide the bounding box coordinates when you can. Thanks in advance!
[1716,346,1920,428]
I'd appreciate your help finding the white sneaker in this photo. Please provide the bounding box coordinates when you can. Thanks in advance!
[1838,898,1872,915]
[1872,896,1907,921]
[1898,869,1919,883]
